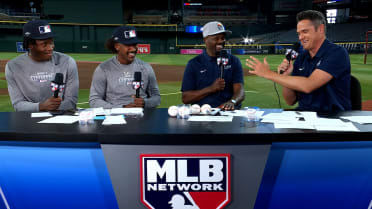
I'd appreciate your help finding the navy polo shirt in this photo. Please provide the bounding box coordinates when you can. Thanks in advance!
[292,39,351,112]
[181,51,244,108]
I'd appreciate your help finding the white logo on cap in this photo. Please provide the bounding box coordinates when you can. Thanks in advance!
[39,25,51,34]
[124,30,136,39]
[25,32,31,36]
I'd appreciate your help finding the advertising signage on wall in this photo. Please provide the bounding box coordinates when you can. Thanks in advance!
[138,44,151,54]
[140,153,231,209]
[180,49,203,55]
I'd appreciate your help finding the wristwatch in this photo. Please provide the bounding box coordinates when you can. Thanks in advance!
[230,99,237,104]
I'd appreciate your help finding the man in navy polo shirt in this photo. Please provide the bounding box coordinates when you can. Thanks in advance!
[181,21,245,110]
[246,10,351,112]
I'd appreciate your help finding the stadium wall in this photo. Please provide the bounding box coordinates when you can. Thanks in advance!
[43,0,123,24]
[0,22,370,54]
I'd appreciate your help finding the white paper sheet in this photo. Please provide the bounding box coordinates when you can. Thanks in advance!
[111,108,143,115]
[341,116,372,124]
[91,107,105,115]
[313,118,359,131]
[102,115,127,125]
[38,116,79,124]
[220,110,265,118]
[31,112,53,118]
[315,122,359,132]
[274,121,315,129]
[187,116,233,122]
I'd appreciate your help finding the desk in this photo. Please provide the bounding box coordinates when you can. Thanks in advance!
[0,109,371,209]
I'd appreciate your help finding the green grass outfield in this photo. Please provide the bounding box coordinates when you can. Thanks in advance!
[1,52,371,112]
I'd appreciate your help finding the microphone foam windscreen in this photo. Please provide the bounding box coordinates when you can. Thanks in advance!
[53,73,63,85]
[134,71,142,82]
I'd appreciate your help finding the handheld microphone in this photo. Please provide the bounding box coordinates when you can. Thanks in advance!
[217,50,228,78]
[281,43,301,74]
[133,72,142,98]
[51,73,64,98]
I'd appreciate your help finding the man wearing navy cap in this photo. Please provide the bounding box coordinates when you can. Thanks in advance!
[5,20,79,112]
[181,21,245,110]
[89,26,160,108]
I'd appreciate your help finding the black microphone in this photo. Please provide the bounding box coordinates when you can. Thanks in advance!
[51,73,63,98]
[217,49,228,78]
[133,72,142,98]
[281,43,301,74]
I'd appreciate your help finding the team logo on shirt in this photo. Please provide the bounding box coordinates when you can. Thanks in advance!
[224,65,231,70]
[30,72,54,83]
[317,60,322,67]
[119,72,133,84]
[140,154,231,209]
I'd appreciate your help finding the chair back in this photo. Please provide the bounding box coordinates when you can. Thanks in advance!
[350,75,362,110]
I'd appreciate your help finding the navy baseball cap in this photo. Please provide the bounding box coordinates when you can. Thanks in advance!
[23,20,55,40]
[112,26,140,45]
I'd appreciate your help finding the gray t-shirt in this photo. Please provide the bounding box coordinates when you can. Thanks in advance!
[5,52,79,112]
[89,56,161,108]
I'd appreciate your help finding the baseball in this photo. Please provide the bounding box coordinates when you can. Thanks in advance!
[168,106,178,117]
[191,104,201,114]
[201,104,212,114]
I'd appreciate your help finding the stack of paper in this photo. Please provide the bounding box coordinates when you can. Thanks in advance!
[261,111,359,131]
[111,108,143,115]
[91,107,105,115]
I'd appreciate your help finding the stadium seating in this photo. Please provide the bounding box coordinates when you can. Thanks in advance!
[252,21,372,44]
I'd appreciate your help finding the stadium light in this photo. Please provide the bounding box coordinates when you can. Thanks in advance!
[242,35,254,45]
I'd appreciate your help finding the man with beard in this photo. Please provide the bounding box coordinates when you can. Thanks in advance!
[89,26,160,108]
[181,21,244,110]
[5,20,79,112]
[246,10,351,113]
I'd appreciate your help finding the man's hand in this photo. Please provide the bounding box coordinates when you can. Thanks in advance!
[210,78,225,92]
[277,59,293,75]
[39,97,62,111]
[123,95,145,108]
[245,56,273,78]
[219,100,235,111]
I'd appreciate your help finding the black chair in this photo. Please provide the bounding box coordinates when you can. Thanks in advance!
[350,75,362,110]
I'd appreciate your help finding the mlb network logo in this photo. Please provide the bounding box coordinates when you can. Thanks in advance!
[140,154,231,209]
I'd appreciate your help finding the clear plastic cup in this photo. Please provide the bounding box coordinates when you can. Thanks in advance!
[246,108,257,121]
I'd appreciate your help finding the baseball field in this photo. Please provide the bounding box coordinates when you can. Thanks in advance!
[0,52,371,112]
